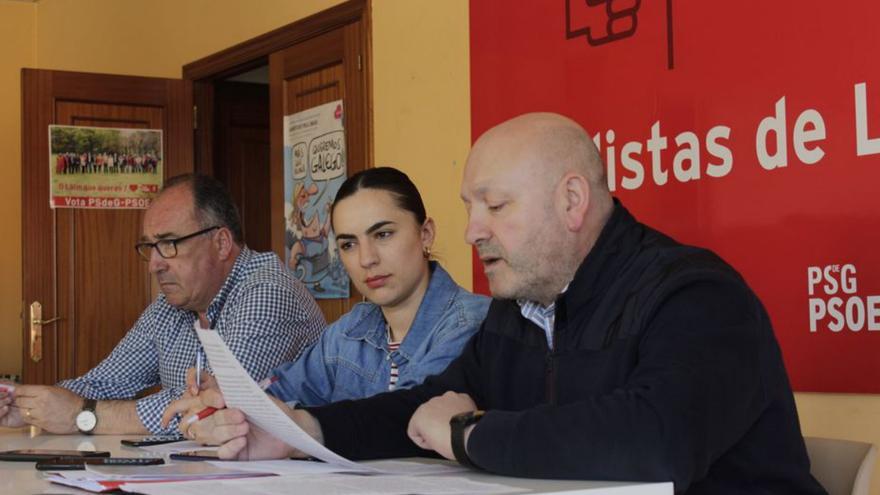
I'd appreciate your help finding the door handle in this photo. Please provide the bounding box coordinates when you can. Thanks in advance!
[29,301,63,363]
[32,316,62,326]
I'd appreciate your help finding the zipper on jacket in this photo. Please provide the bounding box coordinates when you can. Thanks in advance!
[545,304,562,405]
[545,351,557,405]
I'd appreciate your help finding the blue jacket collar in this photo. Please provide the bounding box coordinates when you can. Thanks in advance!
[343,262,458,360]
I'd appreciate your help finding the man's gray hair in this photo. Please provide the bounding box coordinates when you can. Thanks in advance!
[163,174,244,245]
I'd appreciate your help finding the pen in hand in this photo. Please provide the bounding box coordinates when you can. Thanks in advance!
[185,406,218,425]
[195,350,203,391]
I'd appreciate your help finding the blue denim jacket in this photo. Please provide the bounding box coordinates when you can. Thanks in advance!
[266,262,489,406]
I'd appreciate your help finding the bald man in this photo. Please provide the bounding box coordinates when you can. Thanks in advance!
[189,114,825,494]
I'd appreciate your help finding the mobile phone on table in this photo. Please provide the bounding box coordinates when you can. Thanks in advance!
[35,456,165,471]
[169,449,221,461]
[121,435,185,447]
[0,449,111,462]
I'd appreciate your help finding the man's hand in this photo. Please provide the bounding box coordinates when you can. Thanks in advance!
[13,385,84,434]
[407,391,477,460]
[185,366,218,397]
[0,383,25,428]
[162,387,226,430]
[171,388,228,442]
[160,367,220,429]
[202,396,323,460]
[212,408,295,460]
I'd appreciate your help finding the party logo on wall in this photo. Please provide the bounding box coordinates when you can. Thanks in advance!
[565,0,673,68]
[807,264,880,334]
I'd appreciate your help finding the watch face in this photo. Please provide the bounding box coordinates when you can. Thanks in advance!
[76,410,97,432]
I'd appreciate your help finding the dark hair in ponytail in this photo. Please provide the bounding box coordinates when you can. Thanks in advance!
[331,167,427,225]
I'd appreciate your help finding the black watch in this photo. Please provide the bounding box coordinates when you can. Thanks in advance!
[450,410,484,468]
[75,398,98,434]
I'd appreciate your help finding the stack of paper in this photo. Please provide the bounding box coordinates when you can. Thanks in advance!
[44,462,275,493]
[204,459,467,476]
[120,474,528,495]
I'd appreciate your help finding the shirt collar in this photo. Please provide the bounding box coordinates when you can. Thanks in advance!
[344,262,459,359]
[516,283,570,313]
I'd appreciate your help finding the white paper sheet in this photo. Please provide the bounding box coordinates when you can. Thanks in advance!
[206,459,349,476]
[120,474,528,495]
[204,458,467,477]
[195,329,375,472]
[45,465,272,494]
[366,459,468,476]
[85,461,274,480]
[44,474,111,493]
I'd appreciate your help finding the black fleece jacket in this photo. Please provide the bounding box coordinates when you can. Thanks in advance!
[306,202,826,494]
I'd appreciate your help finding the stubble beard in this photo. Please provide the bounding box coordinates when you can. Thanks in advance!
[485,232,574,305]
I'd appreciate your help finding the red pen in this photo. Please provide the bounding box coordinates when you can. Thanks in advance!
[257,375,278,390]
[185,406,217,425]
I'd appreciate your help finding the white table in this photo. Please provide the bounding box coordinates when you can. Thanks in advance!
[0,427,672,494]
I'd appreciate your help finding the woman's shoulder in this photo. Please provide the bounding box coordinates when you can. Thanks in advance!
[322,300,384,338]
[451,286,491,315]
[430,264,490,311]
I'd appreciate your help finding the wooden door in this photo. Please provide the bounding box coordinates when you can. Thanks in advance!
[21,69,193,385]
[269,19,371,323]
[213,81,271,252]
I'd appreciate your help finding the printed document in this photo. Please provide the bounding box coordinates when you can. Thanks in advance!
[195,328,375,472]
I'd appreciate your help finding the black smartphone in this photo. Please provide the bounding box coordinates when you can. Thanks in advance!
[121,435,185,447]
[0,449,111,462]
[35,456,165,471]
[169,449,221,461]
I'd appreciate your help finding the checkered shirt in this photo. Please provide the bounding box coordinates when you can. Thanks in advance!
[58,247,326,434]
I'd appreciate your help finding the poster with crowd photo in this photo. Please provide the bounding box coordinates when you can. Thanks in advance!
[283,100,350,299]
[469,1,880,392]
[49,125,163,209]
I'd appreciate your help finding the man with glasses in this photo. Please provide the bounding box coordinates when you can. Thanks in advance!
[0,174,325,435]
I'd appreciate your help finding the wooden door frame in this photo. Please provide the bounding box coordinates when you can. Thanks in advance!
[183,0,372,181]
[182,0,372,315]
[20,69,193,383]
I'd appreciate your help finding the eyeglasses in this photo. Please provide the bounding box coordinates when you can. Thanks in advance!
[135,226,220,261]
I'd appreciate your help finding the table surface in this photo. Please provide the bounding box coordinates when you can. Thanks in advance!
[0,427,673,494]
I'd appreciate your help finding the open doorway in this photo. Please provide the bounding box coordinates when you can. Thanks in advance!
[185,0,371,323]
[212,65,271,252]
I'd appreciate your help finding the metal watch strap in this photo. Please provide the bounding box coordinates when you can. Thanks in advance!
[450,410,483,468]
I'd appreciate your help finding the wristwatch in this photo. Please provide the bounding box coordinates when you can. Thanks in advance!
[75,398,98,434]
[450,410,484,468]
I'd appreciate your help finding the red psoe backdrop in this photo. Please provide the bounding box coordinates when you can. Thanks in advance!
[469,0,880,393]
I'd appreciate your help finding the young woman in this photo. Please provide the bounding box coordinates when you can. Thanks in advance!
[164,167,489,434]
[265,166,490,404]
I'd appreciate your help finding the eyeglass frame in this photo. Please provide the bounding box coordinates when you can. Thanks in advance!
[135,225,221,261]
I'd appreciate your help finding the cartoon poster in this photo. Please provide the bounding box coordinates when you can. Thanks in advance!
[49,125,162,209]
[283,100,349,299]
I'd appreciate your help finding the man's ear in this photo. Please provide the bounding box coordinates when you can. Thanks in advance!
[557,173,591,231]
[214,227,236,260]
